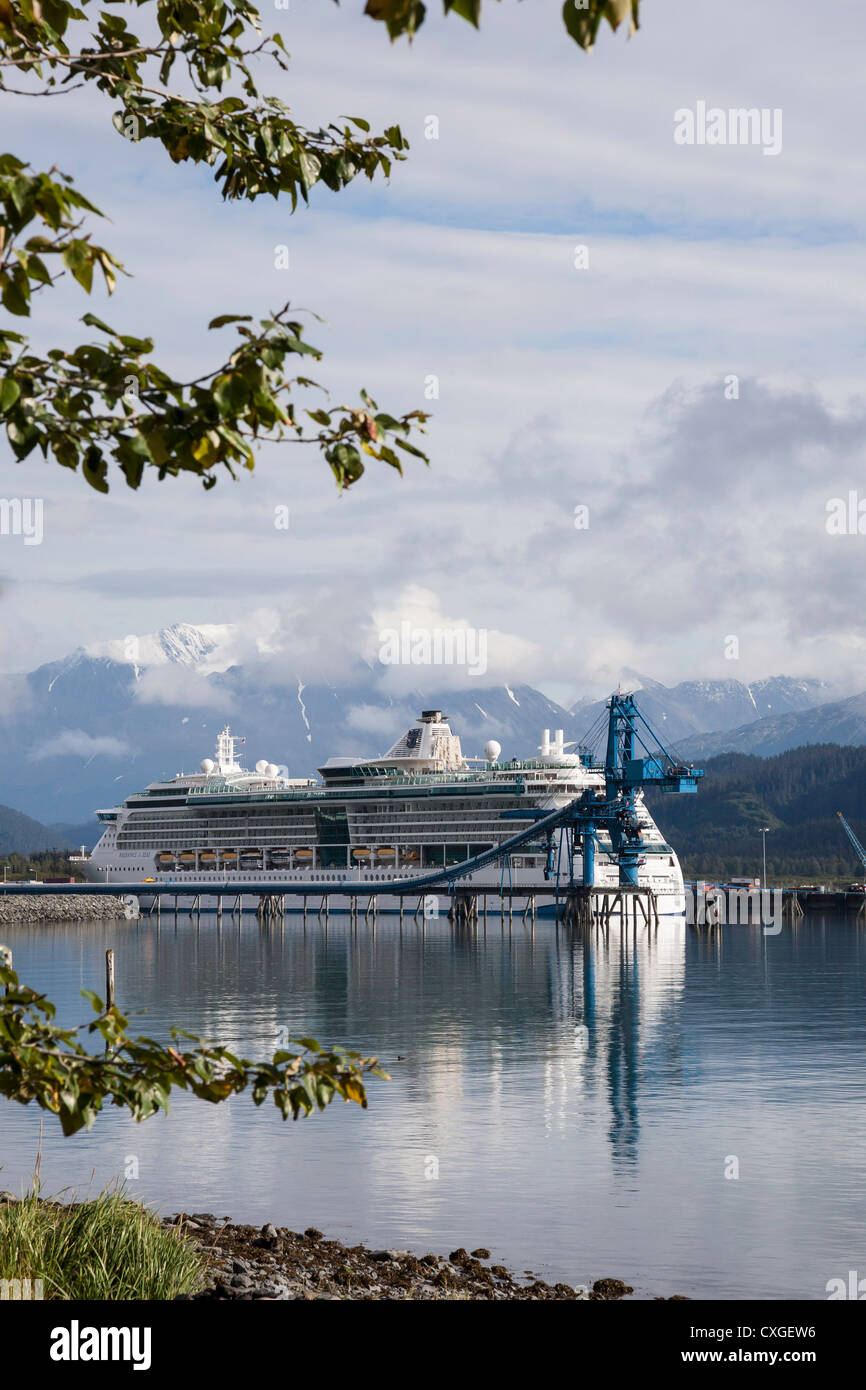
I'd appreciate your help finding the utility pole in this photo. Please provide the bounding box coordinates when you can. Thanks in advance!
[759,826,770,890]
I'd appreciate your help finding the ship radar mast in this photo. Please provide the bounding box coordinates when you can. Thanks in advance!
[214,725,244,774]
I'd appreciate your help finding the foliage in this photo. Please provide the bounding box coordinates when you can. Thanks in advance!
[0,1186,205,1300]
[363,0,640,50]
[0,153,428,491]
[0,953,388,1136]
[0,1,428,490]
[0,0,639,492]
[0,1,409,202]
[0,851,79,880]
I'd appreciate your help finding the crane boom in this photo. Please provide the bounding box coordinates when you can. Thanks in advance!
[836,811,866,873]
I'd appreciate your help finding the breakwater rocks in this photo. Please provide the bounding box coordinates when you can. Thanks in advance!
[0,894,138,924]
[168,1213,659,1301]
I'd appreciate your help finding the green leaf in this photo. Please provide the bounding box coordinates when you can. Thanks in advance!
[81,312,117,336]
[394,437,429,461]
[298,150,321,191]
[82,446,109,494]
[445,0,481,28]
[6,418,38,458]
[208,314,254,329]
[118,334,154,354]
[364,0,427,41]
[0,378,21,412]
[212,373,249,415]
[61,240,94,293]
[562,0,603,50]
[606,0,636,30]
[52,437,79,471]
[1,273,30,317]
[379,444,403,472]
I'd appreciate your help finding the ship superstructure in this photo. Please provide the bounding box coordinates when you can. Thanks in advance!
[84,702,697,915]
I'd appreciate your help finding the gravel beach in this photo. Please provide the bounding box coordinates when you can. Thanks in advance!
[168,1212,679,1301]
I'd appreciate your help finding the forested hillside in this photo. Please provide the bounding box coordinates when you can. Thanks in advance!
[0,803,76,856]
[647,744,866,882]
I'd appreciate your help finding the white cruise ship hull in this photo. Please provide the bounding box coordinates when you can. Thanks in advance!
[83,860,687,918]
[81,710,693,921]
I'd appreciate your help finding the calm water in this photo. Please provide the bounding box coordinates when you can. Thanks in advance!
[1,912,865,1299]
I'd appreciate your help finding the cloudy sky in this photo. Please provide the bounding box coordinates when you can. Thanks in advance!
[3,0,866,705]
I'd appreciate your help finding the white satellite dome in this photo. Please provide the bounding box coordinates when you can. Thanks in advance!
[484,740,502,763]
[265,762,279,778]
[255,759,268,774]
[200,758,215,774]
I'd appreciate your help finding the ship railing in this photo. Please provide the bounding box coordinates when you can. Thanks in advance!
[181,765,598,799]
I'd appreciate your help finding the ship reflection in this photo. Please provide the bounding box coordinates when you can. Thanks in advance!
[394,913,686,1172]
[543,920,687,1168]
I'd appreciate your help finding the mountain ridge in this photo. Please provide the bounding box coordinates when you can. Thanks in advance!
[674,690,866,760]
[0,622,862,823]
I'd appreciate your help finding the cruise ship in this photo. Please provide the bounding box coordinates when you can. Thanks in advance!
[83,709,689,915]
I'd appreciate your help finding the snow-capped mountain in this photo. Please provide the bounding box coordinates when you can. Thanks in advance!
[674,690,866,760]
[570,673,833,745]
[84,621,239,673]
[0,623,857,826]
[0,637,580,822]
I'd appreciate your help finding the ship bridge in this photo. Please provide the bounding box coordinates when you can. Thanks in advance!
[320,710,468,779]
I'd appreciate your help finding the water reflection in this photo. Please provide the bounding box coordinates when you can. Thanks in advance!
[1,913,864,1299]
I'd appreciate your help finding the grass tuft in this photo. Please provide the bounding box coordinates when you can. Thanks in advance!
[0,1186,206,1300]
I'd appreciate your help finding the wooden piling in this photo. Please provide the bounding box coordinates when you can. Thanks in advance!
[105,948,115,1009]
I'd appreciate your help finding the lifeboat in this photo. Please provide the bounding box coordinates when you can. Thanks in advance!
[180,852,196,864]
[402,848,420,862]
[200,850,216,862]
[157,852,174,863]
[294,848,313,860]
[240,847,262,858]
[352,847,371,860]
[221,850,238,862]
[377,847,396,859]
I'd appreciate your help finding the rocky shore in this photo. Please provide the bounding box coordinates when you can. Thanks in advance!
[166,1212,682,1301]
[0,894,136,924]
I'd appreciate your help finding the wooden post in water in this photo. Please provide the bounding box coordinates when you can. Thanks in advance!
[105,948,115,1009]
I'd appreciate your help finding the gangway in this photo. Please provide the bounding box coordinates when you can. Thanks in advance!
[836,811,866,878]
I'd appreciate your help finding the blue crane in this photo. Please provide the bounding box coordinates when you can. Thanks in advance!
[598,692,703,885]
[836,812,866,876]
